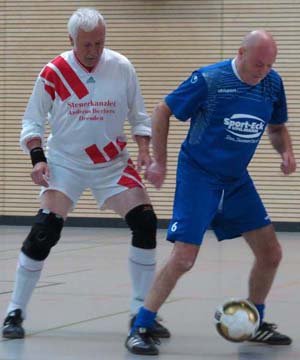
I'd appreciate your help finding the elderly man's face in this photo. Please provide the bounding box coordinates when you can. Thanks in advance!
[71,23,105,68]
[238,44,277,86]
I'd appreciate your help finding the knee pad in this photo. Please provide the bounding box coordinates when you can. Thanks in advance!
[125,204,157,249]
[21,209,64,261]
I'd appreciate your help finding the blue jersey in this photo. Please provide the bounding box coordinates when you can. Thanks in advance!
[165,59,287,181]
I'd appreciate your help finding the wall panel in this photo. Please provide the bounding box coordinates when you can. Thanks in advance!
[1,1,299,223]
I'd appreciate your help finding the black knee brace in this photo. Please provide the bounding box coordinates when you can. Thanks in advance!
[21,209,64,261]
[125,204,157,249]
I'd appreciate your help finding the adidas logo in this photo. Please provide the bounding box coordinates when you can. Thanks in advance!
[86,77,95,84]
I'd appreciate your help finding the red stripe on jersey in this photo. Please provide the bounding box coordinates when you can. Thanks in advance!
[124,165,143,183]
[85,144,106,164]
[116,137,127,151]
[41,67,71,100]
[118,175,143,189]
[44,84,55,100]
[52,56,89,99]
[103,142,119,160]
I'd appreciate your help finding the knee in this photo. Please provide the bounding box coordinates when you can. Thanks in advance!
[258,242,282,269]
[268,243,282,268]
[21,209,64,261]
[170,246,198,274]
[125,204,157,249]
[172,258,194,274]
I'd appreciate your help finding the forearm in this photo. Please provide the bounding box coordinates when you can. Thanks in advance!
[135,135,151,153]
[268,124,296,174]
[25,138,47,167]
[268,125,293,155]
[151,102,171,165]
[26,138,42,151]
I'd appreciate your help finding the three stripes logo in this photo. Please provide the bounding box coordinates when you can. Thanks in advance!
[251,329,273,342]
[127,328,148,349]
[41,56,89,100]
[85,137,127,164]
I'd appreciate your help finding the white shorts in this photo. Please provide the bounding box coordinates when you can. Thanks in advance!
[40,155,144,208]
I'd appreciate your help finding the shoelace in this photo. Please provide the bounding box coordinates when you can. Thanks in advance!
[263,322,278,331]
[264,322,282,336]
[4,315,21,326]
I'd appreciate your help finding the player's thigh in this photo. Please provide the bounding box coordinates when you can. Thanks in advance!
[167,175,222,245]
[40,162,85,217]
[213,176,271,240]
[92,156,148,216]
[243,224,282,261]
[104,187,151,217]
[40,190,73,219]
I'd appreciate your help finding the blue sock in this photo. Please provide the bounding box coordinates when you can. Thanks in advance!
[254,303,265,324]
[131,307,157,334]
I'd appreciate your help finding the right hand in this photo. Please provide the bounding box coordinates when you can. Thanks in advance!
[31,162,50,187]
[145,161,166,189]
[280,151,296,175]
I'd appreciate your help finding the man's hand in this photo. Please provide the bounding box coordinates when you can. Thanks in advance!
[145,161,166,189]
[31,162,50,187]
[136,149,152,173]
[280,151,296,175]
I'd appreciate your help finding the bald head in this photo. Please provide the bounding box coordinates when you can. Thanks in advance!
[241,30,277,57]
[235,30,277,85]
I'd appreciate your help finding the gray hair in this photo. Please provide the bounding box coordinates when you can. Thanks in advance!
[68,8,106,42]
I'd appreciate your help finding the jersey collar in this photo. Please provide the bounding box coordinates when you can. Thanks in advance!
[231,58,242,81]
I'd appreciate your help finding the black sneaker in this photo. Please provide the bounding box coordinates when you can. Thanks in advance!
[125,327,160,355]
[130,315,171,338]
[249,322,292,345]
[2,309,25,339]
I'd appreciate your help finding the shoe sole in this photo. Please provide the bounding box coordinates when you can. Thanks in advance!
[125,344,159,356]
[2,332,25,339]
[249,340,292,346]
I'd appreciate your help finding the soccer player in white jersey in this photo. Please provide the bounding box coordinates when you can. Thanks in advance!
[2,7,170,340]
[126,30,296,355]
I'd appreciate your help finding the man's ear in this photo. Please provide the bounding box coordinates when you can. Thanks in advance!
[69,35,74,47]
[238,46,246,57]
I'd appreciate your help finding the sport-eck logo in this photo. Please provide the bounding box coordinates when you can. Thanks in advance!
[224,114,265,139]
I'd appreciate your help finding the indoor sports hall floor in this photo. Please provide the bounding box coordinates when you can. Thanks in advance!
[1,225,300,360]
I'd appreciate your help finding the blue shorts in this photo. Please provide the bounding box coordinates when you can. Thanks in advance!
[167,154,271,245]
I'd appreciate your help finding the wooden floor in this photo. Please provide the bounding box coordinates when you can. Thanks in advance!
[1,225,300,359]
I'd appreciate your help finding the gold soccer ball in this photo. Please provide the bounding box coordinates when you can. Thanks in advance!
[214,299,260,342]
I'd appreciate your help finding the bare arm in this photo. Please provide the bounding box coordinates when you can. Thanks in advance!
[134,135,151,172]
[26,138,50,187]
[145,101,172,188]
[26,137,42,151]
[267,123,296,175]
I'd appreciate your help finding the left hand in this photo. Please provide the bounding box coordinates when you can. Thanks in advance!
[144,161,166,189]
[281,151,296,175]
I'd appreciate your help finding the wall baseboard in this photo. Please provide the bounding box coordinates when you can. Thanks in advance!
[0,216,299,232]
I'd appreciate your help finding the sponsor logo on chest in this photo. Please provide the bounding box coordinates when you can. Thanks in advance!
[224,114,265,142]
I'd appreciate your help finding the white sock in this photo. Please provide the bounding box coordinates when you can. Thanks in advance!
[7,252,44,319]
[128,245,156,315]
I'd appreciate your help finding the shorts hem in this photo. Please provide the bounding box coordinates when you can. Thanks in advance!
[166,237,202,246]
[216,220,272,241]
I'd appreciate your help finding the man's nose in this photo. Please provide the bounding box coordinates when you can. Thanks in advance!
[88,45,99,55]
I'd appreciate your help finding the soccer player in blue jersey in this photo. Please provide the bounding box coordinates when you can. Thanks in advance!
[125,30,296,355]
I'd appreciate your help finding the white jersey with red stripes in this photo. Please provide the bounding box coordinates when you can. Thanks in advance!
[20,48,151,168]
